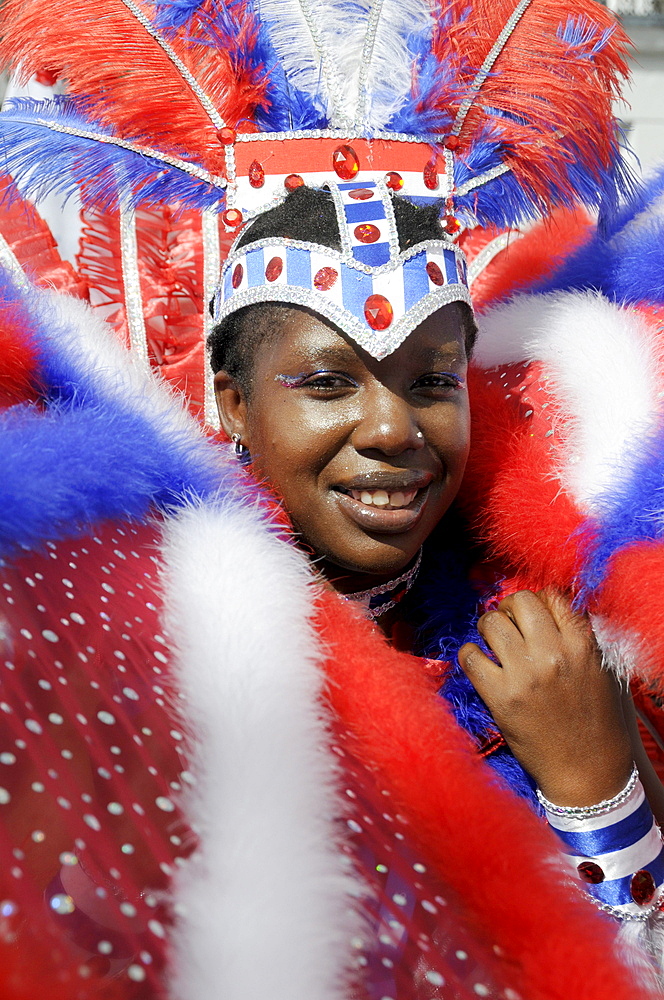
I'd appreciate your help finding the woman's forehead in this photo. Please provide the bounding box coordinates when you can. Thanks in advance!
[263,305,467,368]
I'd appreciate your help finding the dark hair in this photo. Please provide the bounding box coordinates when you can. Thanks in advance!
[208,186,477,393]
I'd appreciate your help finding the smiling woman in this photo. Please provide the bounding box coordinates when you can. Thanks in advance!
[210,187,473,583]
[2,0,664,997]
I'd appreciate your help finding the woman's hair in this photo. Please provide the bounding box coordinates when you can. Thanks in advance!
[208,186,477,394]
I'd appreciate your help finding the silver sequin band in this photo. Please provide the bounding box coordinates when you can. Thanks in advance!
[202,208,221,430]
[119,0,226,130]
[452,0,534,137]
[27,117,226,190]
[119,202,150,370]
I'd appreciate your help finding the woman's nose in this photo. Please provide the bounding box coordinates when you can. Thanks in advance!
[351,391,424,457]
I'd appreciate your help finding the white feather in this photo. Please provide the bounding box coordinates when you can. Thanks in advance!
[34,289,221,480]
[160,497,364,1000]
[617,913,664,993]
[257,0,331,118]
[476,290,663,509]
[353,0,434,128]
[258,0,434,128]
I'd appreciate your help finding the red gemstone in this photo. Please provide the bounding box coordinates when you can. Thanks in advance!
[216,127,236,145]
[348,188,374,201]
[577,861,605,885]
[425,261,445,286]
[354,223,381,244]
[248,159,265,188]
[314,267,338,291]
[284,173,304,192]
[265,256,283,282]
[631,869,656,905]
[231,263,244,289]
[364,294,393,331]
[384,171,404,191]
[444,134,461,151]
[332,144,360,180]
[443,215,462,235]
[221,208,243,229]
[423,158,439,191]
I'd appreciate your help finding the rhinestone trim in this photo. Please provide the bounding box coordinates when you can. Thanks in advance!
[353,0,384,129]
[584,885,664,923]
[455,163,511,198]
[119,203,150,371]
[212,281,472,360]
[119,0,226,130]
[25,117,226,190]
[234,128,443,145]
[537,764,639,818]
[220,236,464,279]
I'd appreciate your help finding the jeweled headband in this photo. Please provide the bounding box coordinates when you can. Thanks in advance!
[212,135,476,359]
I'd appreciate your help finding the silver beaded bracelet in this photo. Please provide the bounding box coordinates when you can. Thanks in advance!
[536,763,639,818]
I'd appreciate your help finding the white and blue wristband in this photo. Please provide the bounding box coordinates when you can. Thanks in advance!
[538,766,664,920]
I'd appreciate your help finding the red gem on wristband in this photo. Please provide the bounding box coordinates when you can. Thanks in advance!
[631,869,656,905]
[577,861,605,884]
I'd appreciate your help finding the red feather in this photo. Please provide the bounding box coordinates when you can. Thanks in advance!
[0,0,269,174]
[431,0,631,211]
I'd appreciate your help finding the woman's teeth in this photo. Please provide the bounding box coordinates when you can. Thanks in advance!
[349,488,418,508]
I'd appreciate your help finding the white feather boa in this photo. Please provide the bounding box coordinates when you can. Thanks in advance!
[159,497,364,1000]
[476,290,663,510]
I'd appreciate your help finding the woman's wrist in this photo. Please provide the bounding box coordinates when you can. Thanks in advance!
[540,765,664,920]
[536,763,640,818]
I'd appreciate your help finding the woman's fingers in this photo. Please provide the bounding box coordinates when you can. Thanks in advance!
[491,590,561,648]
[457,642,505,702]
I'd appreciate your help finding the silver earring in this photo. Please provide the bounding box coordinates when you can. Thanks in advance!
[230,432,246,457]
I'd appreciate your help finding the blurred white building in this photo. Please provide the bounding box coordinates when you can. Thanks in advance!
[606,0,664,173]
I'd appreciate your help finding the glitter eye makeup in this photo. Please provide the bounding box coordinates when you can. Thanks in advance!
[274,373,310,388]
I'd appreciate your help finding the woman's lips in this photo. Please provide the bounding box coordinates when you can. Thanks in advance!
[334,486,428,535]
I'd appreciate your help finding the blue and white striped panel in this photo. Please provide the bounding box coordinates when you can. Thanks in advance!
[545,780,664,915]
[338,182,391,267]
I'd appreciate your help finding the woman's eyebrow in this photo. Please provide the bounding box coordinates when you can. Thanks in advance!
[285,345,358,366]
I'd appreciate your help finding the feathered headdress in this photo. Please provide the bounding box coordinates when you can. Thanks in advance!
[0,0,633,365]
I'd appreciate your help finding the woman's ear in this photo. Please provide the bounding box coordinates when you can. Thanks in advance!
[214,370,249,446]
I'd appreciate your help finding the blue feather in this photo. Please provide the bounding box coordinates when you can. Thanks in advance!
[537,165,664,303]
[153,0,206,30]
[576,415,664,603]
[0,269,224,557]
[0,97,226,214]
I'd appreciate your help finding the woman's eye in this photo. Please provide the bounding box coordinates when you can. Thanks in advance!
[412,372,465,392]
[275,371,356,391]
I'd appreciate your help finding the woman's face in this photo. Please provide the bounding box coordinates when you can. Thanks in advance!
[215,305,470,583]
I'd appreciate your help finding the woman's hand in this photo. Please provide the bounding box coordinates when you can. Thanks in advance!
[458,590,633,807]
